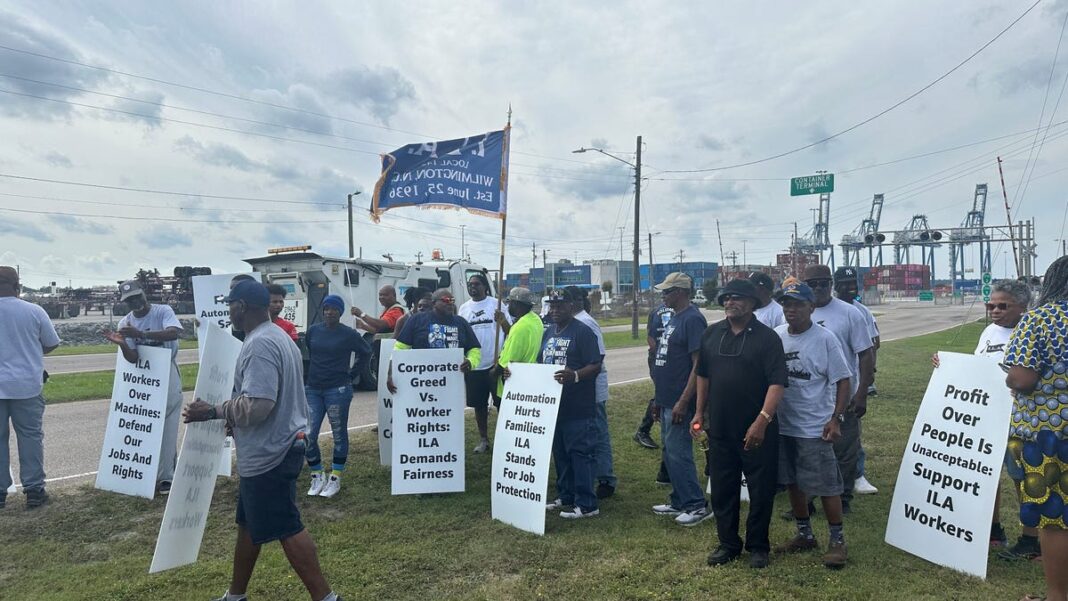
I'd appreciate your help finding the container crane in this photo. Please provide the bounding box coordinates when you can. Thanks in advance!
[948,184,991,286]
[839,194,884,267]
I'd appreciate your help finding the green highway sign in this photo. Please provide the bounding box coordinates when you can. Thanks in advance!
[918,290,934,302]
[790,173,835,196]
[981,272,992,285]
[982,284,992,301]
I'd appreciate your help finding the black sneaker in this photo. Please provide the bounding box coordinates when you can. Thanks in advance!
[707,546,741,566]
[998,537,1042,561]
[158,480,173,496]
[634,431,658,449]
[596,482,615,499]
[749,550,770,569]
[25,489,48,509]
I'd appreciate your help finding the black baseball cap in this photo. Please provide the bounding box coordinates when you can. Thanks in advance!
[546,288,578,303]
[222,280,270,307]
[748,272,775,291]
[834,266,859,284]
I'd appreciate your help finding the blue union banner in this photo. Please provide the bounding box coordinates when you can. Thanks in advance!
[371,129,510,222]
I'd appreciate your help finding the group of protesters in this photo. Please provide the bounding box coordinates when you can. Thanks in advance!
[3,254,1068,600]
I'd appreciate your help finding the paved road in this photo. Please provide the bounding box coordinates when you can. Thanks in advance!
[16,301,981,490]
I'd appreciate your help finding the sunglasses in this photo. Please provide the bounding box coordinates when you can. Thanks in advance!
[661,287,682,296]
[805,279,832,289]
[720,294,746,303]
[437,297,455,304]
[985,302,1012,311]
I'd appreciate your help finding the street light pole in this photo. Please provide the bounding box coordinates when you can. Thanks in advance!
[632,135,641,339]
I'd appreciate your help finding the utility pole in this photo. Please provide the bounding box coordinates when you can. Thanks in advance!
[996,156,1021,277]
[618,227,625,265]
[716,219,726,286]
[459,225,466,262]
[793,222,799,276]
[648,232,655,272]
[742,239,748,268]
[347,191,361,258]
[631,135,642,339]
[415,251,423,263]
[675,249,685,271]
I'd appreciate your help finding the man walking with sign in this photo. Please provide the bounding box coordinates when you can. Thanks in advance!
[693,279,787,568]
[183,280,343,601]
[771,282,853,568]
[649,273,709,526]
[105,279,184,496]
[541,288,604,519]
[0,266,60,509]
[459,273,508,453]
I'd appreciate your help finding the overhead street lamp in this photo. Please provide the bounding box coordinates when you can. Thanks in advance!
[572,137,643,339]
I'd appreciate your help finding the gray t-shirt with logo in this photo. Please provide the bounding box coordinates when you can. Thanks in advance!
[232,320,309,477]
[774,323,853,438]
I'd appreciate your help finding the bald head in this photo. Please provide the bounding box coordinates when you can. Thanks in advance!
[0,266,19,296]
[378,284,397,308]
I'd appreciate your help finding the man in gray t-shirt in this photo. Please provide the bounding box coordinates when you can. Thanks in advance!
[184,281,342,601]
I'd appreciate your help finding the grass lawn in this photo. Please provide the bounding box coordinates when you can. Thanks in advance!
[603,330,647,350]
[1,320,1045,600]
[50,339,198,356]
[44,365,199,404]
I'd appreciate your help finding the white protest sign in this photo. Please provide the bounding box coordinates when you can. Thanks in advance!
[885,352,1013,579]
[95,346,171,499]
[491,364,562,535]
[391,348,465,495]
[378,339,396,466]
[150,326,242,573]
[192,273,258,360]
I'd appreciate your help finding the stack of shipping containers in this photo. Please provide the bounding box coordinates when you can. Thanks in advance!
[862,264,930,294]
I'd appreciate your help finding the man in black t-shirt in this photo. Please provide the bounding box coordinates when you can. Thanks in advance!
[692,279,787,569]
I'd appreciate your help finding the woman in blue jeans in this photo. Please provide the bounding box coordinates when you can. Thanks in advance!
[304,295,371,498]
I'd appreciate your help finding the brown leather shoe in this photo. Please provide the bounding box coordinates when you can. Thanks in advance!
[823,540,848,568]
[774,535,818,554]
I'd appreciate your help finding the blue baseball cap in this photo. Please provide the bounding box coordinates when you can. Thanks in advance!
[780,282,815,303]
[222,280,270,307]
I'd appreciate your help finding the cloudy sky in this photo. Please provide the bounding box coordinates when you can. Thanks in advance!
[1,1,1067,287]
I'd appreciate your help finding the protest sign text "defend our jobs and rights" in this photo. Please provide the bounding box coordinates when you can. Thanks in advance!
[95,345,171,499]
[491,364,562,535]
[886,352,1013,579]
[150,326,242,573]
[391,348,465,494]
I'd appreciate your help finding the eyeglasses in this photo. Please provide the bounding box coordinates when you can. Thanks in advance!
[805,279,832,289]
[437,297,455,304]
[985,302,1011,311]
[717,328,749,357]
[661,287,681,296]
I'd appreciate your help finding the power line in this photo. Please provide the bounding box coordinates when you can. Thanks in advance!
[658,0,1042,174]
[0,191,342,214]
[0,206,338,224]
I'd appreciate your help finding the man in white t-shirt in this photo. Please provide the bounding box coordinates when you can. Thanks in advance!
[566,286,615,499]
[833,266,881,495]
[773,281,853,568]
[0,266,60,509]
[750,272,785,330]
[803,265,874,513]
[458,273,509,453]
[104,279,184,495]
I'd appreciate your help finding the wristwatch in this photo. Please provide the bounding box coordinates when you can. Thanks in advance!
[573,370,580,384]
[834,412,845,423]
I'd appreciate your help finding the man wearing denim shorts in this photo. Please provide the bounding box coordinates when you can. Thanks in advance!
[771,282,853,569]
[184,280,343,601]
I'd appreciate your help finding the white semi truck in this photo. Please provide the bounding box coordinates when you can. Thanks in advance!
[244,246,498,389]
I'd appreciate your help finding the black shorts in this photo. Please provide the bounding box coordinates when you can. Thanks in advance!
[465,369,496,409]
[236,440,306,545]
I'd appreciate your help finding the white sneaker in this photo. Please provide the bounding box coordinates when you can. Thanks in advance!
[740,477,750,503]
[560,507,599,519]
[307,472,325,496]
[854,475,878,495]
[473,440,490,454]
[675,506,713,526]
[320,474,342,498]
[652,504,683,516]
[546,498,567,511]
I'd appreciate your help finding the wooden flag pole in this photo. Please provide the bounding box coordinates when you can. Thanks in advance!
[492,108,512,369]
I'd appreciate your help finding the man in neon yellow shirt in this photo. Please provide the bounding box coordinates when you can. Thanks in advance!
[494,287,543,395]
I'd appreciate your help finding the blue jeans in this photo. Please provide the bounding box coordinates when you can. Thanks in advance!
[592,401,617,488]
[304,384,353,470]
[0,395,46,493]
[660,406,706,512]
[857,445,867,478]
[553,417,598,512]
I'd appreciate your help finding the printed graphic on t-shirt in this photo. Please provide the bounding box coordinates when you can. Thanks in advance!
[541,336,572,365]
[654,324,675,367]
[428,323,460,348]
[983,341,1006,355]
[784,350,813,381]
[465,308,494,327]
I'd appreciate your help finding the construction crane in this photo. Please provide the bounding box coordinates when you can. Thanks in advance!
[839,194,884,267]
[948,184,991,285]
[893,215,942,278]
[794,192,835,269]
